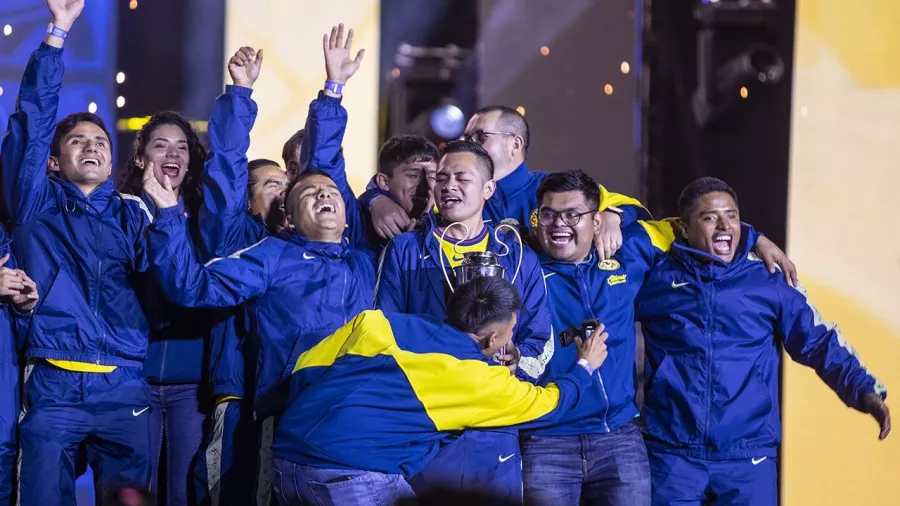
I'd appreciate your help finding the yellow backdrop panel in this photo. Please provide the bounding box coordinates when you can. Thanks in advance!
[224,1,380,194]
[785,1,900,504]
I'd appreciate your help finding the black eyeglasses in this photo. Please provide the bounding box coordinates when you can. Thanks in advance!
[537,209,595,227]
[462,129,516,145]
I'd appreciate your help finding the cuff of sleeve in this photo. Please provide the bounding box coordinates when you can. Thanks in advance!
[10,304,34,317]
[157,205,185,222]
[226,84,253,97]
[567,362,595,388]
[38,42,64,56]
[317,90,343,104]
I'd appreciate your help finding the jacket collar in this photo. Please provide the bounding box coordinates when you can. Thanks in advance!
[495,161,531,196]
[277,229,348,259]
[670,223,758,278]
[56,176,116,204]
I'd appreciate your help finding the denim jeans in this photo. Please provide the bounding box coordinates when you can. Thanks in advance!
[148,383,207,506]
[521,421,651,506]
[273,458,414,506]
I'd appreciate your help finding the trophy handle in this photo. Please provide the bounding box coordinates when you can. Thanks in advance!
[438,222,470,294]
[493,223,524,285]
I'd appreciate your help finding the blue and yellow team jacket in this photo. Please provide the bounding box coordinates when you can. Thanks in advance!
[147,208,375,416]
[0,226,21,504]
[272,310,607,477]
[1,43,152,367]
[375,218,553,383]
[528,220,675,437]
[636,224,888,460]
[197,85,265,400]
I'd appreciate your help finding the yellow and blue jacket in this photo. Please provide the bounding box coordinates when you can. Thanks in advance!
[529,220,675,437]
[271,310,604,477]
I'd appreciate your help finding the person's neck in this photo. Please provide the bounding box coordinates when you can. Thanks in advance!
[439,214,485,241]
[494,158,524,182]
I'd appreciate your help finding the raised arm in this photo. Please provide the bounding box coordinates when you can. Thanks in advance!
[144,168,272,308]
[300,23,367,250]
[197,47,263,258]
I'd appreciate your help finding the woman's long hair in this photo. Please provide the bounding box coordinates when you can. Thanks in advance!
[116,111,206,213]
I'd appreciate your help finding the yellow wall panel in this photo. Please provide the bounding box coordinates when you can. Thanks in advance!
[785,1,900,503]
[224,0,380,194]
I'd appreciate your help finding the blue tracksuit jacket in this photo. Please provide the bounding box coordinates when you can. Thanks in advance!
[272,310,607,477]
[0,43,151,367]
[148,207,375,416]
[375,217,554,383]
[527,220,675,437]
[0,226,20,505]
[635,225,888,460]
[197,85,265,399]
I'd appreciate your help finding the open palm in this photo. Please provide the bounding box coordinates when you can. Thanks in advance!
[323,23,365,84]
[46,0,84,27]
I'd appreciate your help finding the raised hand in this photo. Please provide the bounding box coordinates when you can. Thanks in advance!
[46,0,84,30]
[228,46,264,89]
[323,23,365,85]
[0,255,25,298]
[142,162,179,210]
[863,393,891,441]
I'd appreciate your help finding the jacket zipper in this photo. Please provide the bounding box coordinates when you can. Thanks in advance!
[704,271,716,451]
[576,263,610,432]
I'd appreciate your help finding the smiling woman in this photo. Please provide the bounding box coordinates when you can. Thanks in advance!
[115,110,207,214]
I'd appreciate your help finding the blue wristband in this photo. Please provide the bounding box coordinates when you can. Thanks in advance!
[47,23,68,40]
[324,80,345,95]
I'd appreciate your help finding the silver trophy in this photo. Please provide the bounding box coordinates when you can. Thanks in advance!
[438,222,524,364]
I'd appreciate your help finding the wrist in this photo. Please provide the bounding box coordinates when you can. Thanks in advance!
[576,358,595,376]
[50,19,74,32]
[324,80,345,97]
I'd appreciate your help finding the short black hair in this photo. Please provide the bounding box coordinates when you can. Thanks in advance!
[284,169,335,204]
[247,158,284,197]
[378,135,439,177]
[51,112,113,157]
[677,177,740,222]
[446,276,522,336]
[473,105,530,154]
[440,140,495,180]
[536,170,601,212]
[281,129,305,169]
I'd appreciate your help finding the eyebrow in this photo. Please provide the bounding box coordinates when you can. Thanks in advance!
[150,136,188,143]
[700,208,738,215]
[66,133,110,142]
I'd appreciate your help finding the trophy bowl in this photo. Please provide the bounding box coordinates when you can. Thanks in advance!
[454,251,507,285]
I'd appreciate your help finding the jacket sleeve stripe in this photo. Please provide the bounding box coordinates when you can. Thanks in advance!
[120,193,154,223]
[203,237,269,267]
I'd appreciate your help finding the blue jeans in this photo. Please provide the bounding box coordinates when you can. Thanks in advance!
[148,383,206,506]
[521,421,651,506]
[649,452,777,506]
[273,458,414,506]
[194,400,261,506]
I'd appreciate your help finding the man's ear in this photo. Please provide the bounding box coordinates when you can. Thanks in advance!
[375,172,391,192]
[47,156,60,173]
[679,220,689,241]
[483,330,499,353]
[592,211,603,236]
[483,180,497,201]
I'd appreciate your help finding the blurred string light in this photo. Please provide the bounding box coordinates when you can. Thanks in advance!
[391,68,400,78]
[604,84,614,95]
[88,102,97,114]
[116,72,126,84]
[116,96,126,108]
[621,61,630,74]
[540,46,550,56]
[129,0,138,10]
[740,86,749,99]
[516,106,526,116]
[117,116,208,132]
[3,25,12,36]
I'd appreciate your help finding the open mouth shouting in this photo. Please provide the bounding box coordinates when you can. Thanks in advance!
[712,232,733,256]
[161,162,181,179]
[549,230,574,246]
[79,157,102,167]
[440,194,463,210]
[314,201,337,215]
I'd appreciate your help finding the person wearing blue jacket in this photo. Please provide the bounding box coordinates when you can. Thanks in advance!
[366,104,652,260]
[636,177,891,506]
[0,226,39,506]
[272,276,611,506]
[523,171,800,506]
[0,2,155,502]
[116,109,217,506]
[375,139,552,502]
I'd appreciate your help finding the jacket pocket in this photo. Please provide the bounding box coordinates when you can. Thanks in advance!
[708,354,777,451]
[644,354,707,447]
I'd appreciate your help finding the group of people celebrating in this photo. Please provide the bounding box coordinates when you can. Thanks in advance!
[0,1,891,505]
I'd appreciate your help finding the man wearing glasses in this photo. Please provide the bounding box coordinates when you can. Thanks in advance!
[522,170,795,506]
